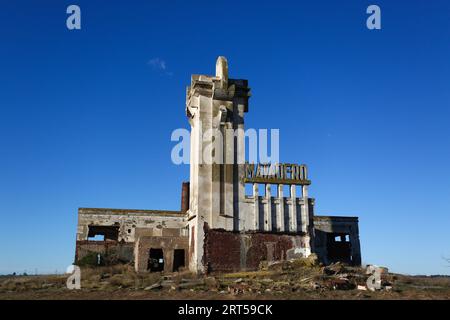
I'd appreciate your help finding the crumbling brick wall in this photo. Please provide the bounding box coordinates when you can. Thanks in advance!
[203,224,311,273]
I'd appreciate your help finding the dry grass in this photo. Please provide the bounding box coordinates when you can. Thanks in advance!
[222,270,277,279]
[0,262,449,300]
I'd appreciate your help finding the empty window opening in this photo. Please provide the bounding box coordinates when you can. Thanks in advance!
[296,185,303,198]
[282,184,290,197]
[258,184,266,197]
[88,225,119,241]
[173,249,185,272]
[148,248,164,272]
[245,183,253,197]
[89,234,105,241]
[270,184,278,197]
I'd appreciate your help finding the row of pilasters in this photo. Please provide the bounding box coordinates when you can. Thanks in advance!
[253,183,310,233]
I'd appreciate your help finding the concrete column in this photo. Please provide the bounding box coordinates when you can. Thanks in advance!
[301,185,309,233]
[224,124,234,222]
[302,185,308,198]
[163,249,174,273]
[277,184,284,232]
[253,183,259,230]
[290,185,297,232]
[235,104,246,232]
[265,184,272,231]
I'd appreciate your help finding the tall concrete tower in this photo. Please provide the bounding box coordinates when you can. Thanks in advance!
[185,57,251,272]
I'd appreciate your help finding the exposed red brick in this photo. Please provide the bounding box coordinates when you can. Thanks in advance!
[181,182,190,213]
[203,226,308,273]
[203,224,240,273]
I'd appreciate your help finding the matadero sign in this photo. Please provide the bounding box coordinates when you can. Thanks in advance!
[244,163,311,185]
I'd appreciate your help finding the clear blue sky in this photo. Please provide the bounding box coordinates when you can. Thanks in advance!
[0,0,449,275]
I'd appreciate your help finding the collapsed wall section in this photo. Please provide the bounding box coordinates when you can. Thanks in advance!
[75,208,186,265]
[202,223,312,273]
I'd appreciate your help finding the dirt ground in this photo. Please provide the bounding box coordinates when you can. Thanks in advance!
[1,259,449,300]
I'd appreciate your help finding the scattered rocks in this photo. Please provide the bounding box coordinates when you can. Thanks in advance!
[144,282,162,291]
[228,283,248,295]
[357,285,367,291]
[161,280,175,287]
[72,258,397,296]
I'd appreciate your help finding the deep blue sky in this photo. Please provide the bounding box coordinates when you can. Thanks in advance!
[0,0,449,275]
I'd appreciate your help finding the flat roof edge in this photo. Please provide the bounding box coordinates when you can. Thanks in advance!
[78,207,183,216]
[314,215,359,220]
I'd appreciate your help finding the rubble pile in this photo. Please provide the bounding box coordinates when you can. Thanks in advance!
[142,255,396,295]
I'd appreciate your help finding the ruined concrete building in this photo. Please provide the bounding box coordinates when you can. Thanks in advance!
[75,57,361,273]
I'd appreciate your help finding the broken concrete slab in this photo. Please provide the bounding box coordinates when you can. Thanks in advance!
[144,282,162,291]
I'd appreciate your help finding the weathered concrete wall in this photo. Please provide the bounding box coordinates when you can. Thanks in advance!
[76,208,186,243]
[75,208,187,267]
[75,241,134,263]
[203,224,311,273]
[135,236,189,273]
[313,216,361,266]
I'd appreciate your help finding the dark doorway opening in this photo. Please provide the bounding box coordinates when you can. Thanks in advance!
[326,233,352,264]
[147,248,164,272]
[173,249,185,272]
